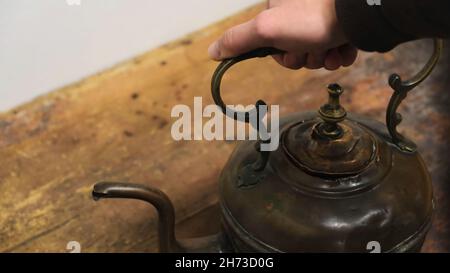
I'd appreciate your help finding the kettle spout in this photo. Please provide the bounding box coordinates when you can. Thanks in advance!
[92,181,184,253]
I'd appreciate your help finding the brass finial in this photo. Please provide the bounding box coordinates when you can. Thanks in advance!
[315,83,347,139]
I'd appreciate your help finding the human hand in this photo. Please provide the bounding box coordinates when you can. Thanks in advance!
[208,0,357,70]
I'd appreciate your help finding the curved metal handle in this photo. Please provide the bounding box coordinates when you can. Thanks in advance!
[386,38,443,152]
[211,47,284,122]
[211,48,284,184]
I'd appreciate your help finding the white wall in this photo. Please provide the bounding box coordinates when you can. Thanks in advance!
[0,0,261,111]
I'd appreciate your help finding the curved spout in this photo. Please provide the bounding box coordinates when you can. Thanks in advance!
[92,181,184,253]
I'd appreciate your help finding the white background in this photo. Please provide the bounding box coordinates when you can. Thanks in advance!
[0,0,261,111]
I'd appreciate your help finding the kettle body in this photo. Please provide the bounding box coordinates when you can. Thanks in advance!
[219,111,433,253]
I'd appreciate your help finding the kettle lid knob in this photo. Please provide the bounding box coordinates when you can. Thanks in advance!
[315,84,347,139]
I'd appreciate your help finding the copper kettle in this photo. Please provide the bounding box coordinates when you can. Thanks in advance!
[92,39,443,253]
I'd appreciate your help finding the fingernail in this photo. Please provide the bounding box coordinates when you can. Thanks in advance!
[208,41,220,60]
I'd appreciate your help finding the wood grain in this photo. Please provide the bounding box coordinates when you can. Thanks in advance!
[0,3,448,252]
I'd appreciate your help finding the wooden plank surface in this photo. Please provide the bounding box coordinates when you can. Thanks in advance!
[0,3,448,252]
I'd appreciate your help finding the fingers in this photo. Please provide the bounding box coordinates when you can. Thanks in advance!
[272,54,285,66]
[305,52,327,69]
[208,11,275,60]
[272,51,336,70]
[324,48,342,71]
[272,51,329,71]
[272,45,357,71]
[338,44,358,67]
[323,44,358,70]
[272,53,307,70]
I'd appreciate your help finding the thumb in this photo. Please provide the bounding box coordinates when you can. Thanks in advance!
[208,13,274,60]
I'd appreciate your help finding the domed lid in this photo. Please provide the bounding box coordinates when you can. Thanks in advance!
[283,84,376,178]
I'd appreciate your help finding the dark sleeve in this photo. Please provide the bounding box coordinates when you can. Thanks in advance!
[335,0,450,52]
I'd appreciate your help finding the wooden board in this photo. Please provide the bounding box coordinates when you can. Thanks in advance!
[0,3,448,252]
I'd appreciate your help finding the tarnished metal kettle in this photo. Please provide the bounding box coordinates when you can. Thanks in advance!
[92,39,443,253]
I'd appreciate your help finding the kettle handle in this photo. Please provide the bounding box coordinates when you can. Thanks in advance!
[386,38,443,152]
[92,181,184,253]
[211,47,284,178]
[211,47,284,122]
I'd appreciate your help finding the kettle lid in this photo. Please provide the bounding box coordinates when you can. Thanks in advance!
[283,84,376,177]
